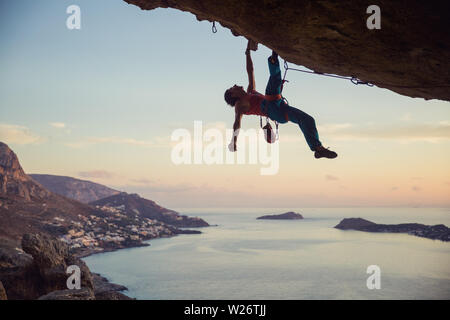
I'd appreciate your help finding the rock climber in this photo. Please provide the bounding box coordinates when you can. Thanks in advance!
[224,40,338,159]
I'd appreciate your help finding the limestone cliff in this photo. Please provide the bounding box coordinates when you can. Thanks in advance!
[124,0,450,101]
[0,142,50,201]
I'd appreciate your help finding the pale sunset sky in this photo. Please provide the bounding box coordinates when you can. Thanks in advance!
[1,0,449,208]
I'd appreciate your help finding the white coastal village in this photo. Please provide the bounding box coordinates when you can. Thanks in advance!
[53,204,185,255]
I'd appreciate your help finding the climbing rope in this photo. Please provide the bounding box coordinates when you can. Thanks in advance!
[257,53,450,143]
[211,21,217,33]
[281,60,450,89]
[282,60,374,87]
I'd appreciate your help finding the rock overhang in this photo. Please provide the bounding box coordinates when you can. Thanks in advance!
[124,0,450,101]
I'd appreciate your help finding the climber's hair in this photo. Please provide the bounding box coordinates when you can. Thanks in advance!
[224,89,239,107]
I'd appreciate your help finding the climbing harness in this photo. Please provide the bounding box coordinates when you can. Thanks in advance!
[260,115,278,144]
[258,59,375,143]
[258,62,293,143]
[259,94,284,143]
[258,74,289,143]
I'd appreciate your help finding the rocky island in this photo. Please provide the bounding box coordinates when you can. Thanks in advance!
[334,218,450,242]
[257,212,304,220]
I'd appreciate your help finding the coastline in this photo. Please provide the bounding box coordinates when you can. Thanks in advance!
[77,229,204,299]
[66,208,450,300]
[0,229,204,300]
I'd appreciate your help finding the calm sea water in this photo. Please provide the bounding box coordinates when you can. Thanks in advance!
[83,208,450,299]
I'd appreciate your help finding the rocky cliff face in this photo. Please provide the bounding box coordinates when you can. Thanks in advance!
[0,142,50,201]
[124,0,450,101]
[0,280,6,300]
[30,174,120,204]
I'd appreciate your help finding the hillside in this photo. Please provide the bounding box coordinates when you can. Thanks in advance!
[0,142,103,243]
[30,174,120,203]
[91,193,209,228]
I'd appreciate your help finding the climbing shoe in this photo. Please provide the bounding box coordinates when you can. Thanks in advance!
[314,147,338,159]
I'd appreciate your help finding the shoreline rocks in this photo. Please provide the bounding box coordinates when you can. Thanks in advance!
[91,273,134,300]
[0,281,6,300]
[38,287,95,300]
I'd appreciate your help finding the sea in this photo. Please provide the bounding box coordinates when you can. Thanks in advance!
[83,207,450,299]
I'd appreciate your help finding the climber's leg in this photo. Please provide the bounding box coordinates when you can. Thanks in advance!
[265,54,282,96]
[286,106,322,151]
[262,53,286,121]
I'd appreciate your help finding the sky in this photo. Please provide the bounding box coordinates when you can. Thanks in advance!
[1,0,449,208]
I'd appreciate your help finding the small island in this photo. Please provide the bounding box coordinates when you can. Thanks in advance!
[257,212,304,220]
[334,218,450,242]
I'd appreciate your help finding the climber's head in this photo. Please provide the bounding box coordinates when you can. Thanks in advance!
[224,85,246,107]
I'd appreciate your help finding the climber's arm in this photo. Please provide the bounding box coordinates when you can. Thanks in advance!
[246,44,255,93]
[229,110,242,152]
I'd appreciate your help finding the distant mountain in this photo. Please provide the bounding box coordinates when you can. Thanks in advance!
[30,174,120,204]
[0,142,101,242]
[335,218,450,242]
[90,193,209,228]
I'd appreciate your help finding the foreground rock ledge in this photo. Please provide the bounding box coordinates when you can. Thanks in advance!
[0,234,132,300]
[0,281,7,300]
[124,0,450,101]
